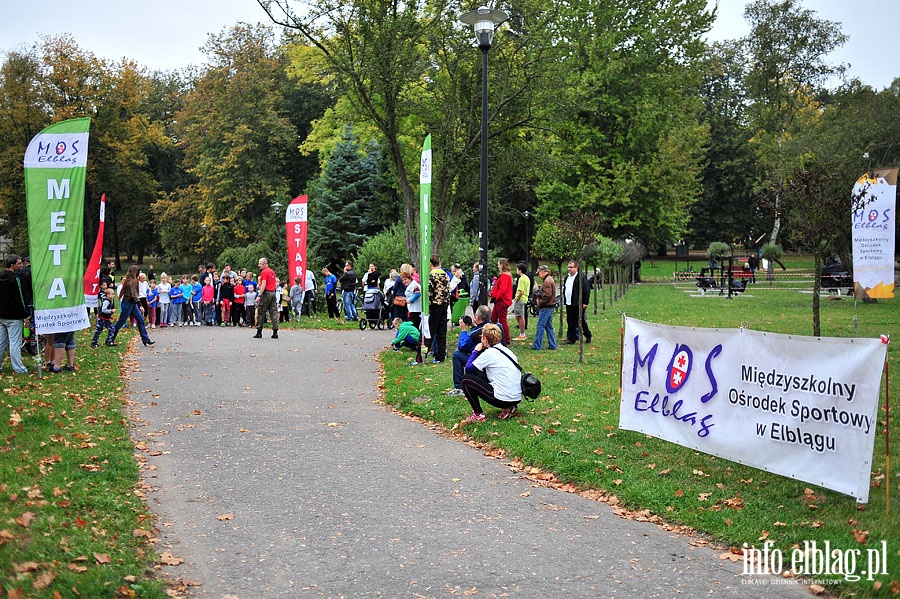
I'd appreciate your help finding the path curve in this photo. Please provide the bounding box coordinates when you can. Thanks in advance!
[128,326,809,598]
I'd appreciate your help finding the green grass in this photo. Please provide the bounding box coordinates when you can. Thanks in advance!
[381,281,899,596]
[0,328,165,599]
[2,275,896,596]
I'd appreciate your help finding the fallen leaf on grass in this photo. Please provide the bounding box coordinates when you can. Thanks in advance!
[759,530,770,541]
[33,570,55,589]
[674,489,684,498]
[14,512,36,528]
[724,494,744,509]
[697,493,711,502]
[13,561,39,573]
[853,529,870,544]
[94,553,111,564]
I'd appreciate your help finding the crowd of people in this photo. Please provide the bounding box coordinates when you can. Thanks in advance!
[381,255,595,423]
[2,252,596,425]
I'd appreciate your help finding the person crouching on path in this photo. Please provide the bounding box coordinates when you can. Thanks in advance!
[253,258,278,339]
[461,323,522,422]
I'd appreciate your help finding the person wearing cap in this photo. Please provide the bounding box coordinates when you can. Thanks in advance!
[531,265,558,350]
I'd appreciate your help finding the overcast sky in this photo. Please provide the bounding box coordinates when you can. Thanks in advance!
[1,0,897,90]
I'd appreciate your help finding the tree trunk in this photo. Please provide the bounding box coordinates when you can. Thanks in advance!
[812,253,822,337]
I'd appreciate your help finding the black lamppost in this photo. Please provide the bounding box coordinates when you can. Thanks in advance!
[522,210,530,267]
[460,5,507,306]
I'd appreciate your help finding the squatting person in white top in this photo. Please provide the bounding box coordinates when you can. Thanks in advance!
[462,323,523,422]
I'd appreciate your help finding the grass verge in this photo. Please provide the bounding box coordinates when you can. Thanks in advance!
[381,282,899,597]
[1,329,165,599]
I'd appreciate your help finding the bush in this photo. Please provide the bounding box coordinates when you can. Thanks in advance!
[355,223,412,272]
[707,241,731,259]
[760,242,783,261]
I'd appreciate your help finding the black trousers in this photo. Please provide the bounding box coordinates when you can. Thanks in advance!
[428,303,449,361]
[565,304,591,343]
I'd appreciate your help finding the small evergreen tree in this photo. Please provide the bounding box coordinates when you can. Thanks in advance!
[308,125,389,273]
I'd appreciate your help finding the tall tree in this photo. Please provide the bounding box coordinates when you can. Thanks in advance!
[307,125,390,272]
[0,48,48,254]
[534,0,713,249]
[260,0,559,264]
[741,0,847,245]
[158,24,299,261]
[691,41,764,248]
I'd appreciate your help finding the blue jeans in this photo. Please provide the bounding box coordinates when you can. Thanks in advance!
[0,317,27,373]
[342,290,358,320]
[108,299,152,343]
[451,349,469,388]
[532,307,557,350]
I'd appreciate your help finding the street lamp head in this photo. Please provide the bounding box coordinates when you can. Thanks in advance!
[459,6,508,50]
[271,201,284,214]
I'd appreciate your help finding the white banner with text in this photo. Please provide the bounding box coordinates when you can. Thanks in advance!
[619,317,886,502]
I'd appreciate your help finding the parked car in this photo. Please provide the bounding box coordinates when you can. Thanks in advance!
[821,256,852,290]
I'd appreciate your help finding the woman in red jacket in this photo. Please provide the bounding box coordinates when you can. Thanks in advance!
[489,258,513,345]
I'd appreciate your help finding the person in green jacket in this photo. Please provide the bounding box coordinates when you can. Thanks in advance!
[390,317,421,351]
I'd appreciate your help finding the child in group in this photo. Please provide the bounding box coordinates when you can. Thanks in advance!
[190,274,203,326]
[218,275,234,326]
[179,276,194,326]
[279,281,290,322]
[157,273,172,327]
[232,277,246,326]
[91,287,117,347]
[390,317,421,351]
[147,279,159,328]
[169,277,185,326]
[201,277,216,325]
[244,283,258,329]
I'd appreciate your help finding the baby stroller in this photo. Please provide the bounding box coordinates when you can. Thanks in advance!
[359,287,393,330]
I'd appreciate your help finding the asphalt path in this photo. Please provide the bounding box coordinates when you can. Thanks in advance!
[128,325,811,599]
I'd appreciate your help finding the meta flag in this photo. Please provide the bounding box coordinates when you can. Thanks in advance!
[286,195,309,290]
[852,168,897,299]
[419,134,432,319]
[24,117,91,334]
[82,193,106,308]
